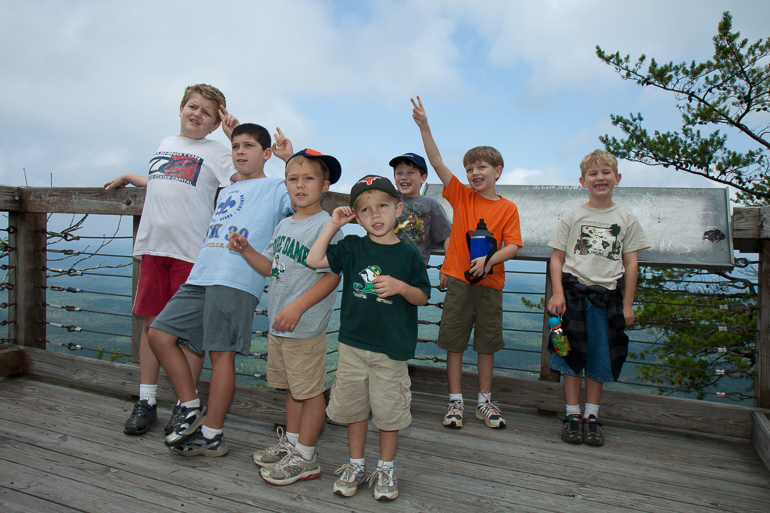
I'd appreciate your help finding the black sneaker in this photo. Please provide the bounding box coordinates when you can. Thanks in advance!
[583,415,605,446]
[164,405,207,447]
[561,414,583,444]
[164,403,183,436]
[169,429,228,457]
[123,399,157,435]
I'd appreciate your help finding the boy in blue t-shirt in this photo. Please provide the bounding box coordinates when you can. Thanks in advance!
[149,123,293,456]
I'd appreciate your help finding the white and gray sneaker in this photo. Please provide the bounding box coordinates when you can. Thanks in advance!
[332,462,367,497]
[443,400,464,428]
[252,427,294,467]
[368,465,398,501]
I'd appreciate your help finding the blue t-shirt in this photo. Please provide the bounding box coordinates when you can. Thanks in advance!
[186,176,293,298]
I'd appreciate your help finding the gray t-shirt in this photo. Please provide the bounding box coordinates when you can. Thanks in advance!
[261,211,343,338]
[395,195,452,264]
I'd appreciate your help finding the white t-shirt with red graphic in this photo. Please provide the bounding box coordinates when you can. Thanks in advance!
[133,136,235,263]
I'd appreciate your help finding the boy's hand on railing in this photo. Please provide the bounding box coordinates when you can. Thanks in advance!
[272,127,294,162]
[104,173,147,189]
[227,232,251,253]
[104,176,129,190]
[411,95,428,127]
[219,106,239,141]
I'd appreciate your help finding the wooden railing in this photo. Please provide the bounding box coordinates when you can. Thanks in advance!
[1,185,769,459]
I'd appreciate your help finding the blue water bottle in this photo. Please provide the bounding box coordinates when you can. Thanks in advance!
[469,219,494,262]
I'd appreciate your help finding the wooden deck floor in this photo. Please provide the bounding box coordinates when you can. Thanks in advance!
[1,376,769,513]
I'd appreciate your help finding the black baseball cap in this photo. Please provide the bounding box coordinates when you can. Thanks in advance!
[286,149,342,184]
[389,153,427,175]
[349,175,399,208]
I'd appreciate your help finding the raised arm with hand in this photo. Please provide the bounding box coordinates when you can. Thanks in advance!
[219,106,240,141]
[307,206,356,269]
[227,232,272,276]
[411,96,453,188]
[272,127,295,163]
[104,174,148,190]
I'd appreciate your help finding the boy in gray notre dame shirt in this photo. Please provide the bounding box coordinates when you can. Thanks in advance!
[227,149,343,486]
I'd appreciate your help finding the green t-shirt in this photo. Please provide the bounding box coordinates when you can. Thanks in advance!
[327,234,431,360]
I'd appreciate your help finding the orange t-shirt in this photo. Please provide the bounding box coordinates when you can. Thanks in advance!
[441,175,523,290]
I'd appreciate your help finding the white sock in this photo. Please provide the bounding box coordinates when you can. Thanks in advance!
[181,398,200,408]
[378,459,394,469]
[286,431,299,446]
[449,393,463,403]
[295,442,315,460]
[139,384,157,406]
[584,403,600,419]
[175,399,181,406]
[566,404,581,417]
[350,457,365,467]
[200,425,222,439]
[478,391,491,405]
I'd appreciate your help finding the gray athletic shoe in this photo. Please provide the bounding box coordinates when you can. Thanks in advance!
[332,462,367,497]
[368,465,399,501]
[164,403,183,436]
[252,427,294,467]
[260,448,321,485]
[123,399,157,435]
[169,429,228,457]
[164,405,207,447]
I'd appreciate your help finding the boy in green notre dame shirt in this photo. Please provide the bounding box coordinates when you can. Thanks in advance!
[307,175,431,502]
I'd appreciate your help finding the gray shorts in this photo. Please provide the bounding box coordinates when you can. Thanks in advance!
[151,283,258,356]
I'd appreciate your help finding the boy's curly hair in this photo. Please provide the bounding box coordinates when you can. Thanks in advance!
[580,150,618,178]
[180,84,226,123]
[463,146,504,170]
[286,155,331,182]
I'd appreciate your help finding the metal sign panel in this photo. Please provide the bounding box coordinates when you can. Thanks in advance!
[423,184,734,270]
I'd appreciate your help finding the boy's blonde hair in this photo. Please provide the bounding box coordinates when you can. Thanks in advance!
[286,155,330,182]
[180,84,226,123]
[463,146,504,169]
[580,149,618,178]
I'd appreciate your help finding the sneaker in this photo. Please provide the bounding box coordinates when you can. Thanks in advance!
[252,427,294,467]
[561,414,583,444]
[169,429,228,457]
[164,403,183,436]
[583,415,605,446]
[332,463,367,497]
[123,399,157,435]
[164,405,207,447]
[443,400,464,428]
[367,466,398,501]
[476,400,506,428]
[260,448,321,485]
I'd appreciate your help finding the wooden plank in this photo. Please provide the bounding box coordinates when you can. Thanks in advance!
[130,215,141,364]
[0,185,21,212]
[754,411,770,471]
[0,487,82,513]
[758,240,770,409]
[408,364,766,439]
[8,212,47,349]
[320,191,350,215]
[19,346,288,424]
[18,187,145,216]
[0,346,23,376]
[732,207,760,241]
[761,207,770,239]
[539,262,559,381]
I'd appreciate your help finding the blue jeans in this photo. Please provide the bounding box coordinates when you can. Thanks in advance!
[549,301,614,383]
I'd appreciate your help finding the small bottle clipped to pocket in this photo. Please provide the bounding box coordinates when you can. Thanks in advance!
[548,316,570,357]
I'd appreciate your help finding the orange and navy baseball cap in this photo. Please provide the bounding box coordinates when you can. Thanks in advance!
[349,175,399,208]
[286,149,341,184]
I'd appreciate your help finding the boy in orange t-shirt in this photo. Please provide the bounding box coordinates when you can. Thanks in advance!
[412,96,522,429]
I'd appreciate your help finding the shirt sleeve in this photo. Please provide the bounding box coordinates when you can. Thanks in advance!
[260,222,283,261]
[277,183,294,216]
[623,213,651,253]
[501,203,523,248]
[212,143,237,187]
[314,227,344,275]
[548,213,572,252]
[326,234,350,275]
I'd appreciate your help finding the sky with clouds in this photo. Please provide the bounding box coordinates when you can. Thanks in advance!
[1,0,768,200]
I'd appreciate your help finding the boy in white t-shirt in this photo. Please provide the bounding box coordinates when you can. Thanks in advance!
[105,84,237,437]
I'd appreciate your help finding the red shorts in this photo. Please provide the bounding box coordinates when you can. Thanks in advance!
[132,255,194,316]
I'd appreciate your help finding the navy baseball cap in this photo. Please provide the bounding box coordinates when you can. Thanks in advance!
[389,153,427,174]
[349,175,399,208]
[286,149,342,184]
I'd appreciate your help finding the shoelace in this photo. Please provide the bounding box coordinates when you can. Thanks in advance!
[265,427,292,457]
[335,463,365,482]
[367,467,394,488]
[131,401,152,417]
[478,401,502,418]
[446,401,464,415]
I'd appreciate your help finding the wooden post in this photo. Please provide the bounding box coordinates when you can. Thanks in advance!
[539,261,560,381]
[131,215,142,365]
[756,240,770,409]
[8,212,47,348]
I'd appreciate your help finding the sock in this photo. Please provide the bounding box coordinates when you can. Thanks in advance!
[295,442,315,460]
[175,399,181,406]
[566,404,581,417]
[181,398,200,409]
[286,431,299,446]
[584,403,600,419]
[478,391,491,405]
[139,384,157,406]
[378,459,394,469]
[449,393,463,403]
[350,457,366,467]
[200,425,222,439]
